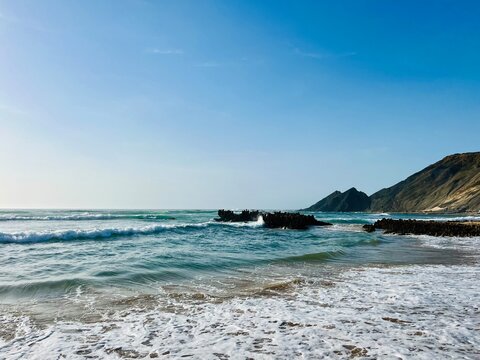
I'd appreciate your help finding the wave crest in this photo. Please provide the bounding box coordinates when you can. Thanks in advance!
[0,220,266,244]
[0,223,206,244]
[0,213,175,221]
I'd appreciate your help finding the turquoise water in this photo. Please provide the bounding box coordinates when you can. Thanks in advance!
[0,210,472,300]
[0,210,479,359]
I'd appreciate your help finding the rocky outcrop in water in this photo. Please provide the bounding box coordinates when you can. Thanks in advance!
[215,210,331,230]
[363,218,480,237]
[216,209,260,222]
[262,211,331,229]
[362,224,376,233]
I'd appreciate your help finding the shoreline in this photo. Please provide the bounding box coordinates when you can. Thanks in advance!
[2,263,478,359]
[1,209,479,359]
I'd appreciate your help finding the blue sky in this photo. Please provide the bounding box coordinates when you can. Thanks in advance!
[1,0,479,209]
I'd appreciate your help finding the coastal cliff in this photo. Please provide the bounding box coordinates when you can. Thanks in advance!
[303,152,480,213]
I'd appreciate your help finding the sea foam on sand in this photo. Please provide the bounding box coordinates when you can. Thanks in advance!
[1,264,478,359]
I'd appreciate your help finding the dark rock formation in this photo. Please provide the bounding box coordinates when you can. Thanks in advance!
[365,218,480,237]
[215,210,331,230]
[216,209,260,222]
[362,224,376,233]
[262,211,331,229]
[302,187,371,212]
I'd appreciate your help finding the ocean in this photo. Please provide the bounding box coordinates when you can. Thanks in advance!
[0,209,478,359]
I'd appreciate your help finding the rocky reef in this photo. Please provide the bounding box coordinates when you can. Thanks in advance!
[216,209,260,222]
[262,211,331,229]
[363,218,480,237]
[215,210,332,230]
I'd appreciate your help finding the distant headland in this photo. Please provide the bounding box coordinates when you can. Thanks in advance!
[303,152,480,213]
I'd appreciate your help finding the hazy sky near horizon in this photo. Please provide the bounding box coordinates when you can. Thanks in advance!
[1,0,480,209]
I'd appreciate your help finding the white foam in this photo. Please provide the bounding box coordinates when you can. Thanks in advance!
[0,223,208,244]
[1,265,478,359]
[218,215,265,228]
[0,213,172,221]
[0,219,269,244]
[411,234,480,251]
[408,215,480,222]
[325,223,365,232]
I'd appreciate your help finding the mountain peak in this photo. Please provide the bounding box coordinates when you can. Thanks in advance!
[302,188,370,212]
[303,152,480,213]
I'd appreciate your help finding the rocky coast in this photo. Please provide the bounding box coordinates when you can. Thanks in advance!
[215,210,332,229]
[364,218,480,237]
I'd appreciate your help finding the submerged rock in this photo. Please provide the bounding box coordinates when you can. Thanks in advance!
[362,224,376,233]
[365,218,480,237]
[215,210,331,230]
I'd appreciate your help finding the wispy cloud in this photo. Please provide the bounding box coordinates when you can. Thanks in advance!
[0,11,13,22]
[147,48,184,55]
[0,10,49,32]
[194,61,224,68]
[0,103,27,116]
[294,48,357,60]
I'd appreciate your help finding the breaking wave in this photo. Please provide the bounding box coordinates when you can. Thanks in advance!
[0,213,175,221]
[418,215,480,222]
[0,220,265,244]
[0,224,197,244]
